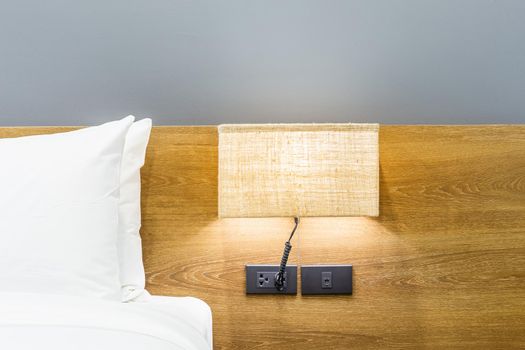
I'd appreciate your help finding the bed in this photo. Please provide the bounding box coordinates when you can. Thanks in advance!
[0,117,212,350]
[0,293,212,350]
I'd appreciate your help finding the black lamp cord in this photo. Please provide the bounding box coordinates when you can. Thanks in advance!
[274,217,300,291]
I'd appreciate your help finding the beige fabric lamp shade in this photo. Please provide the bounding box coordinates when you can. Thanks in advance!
[218,124,379,218]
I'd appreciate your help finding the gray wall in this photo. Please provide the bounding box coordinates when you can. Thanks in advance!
[1,0,524,126]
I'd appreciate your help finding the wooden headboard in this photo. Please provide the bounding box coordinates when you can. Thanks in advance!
[1,125,524,349]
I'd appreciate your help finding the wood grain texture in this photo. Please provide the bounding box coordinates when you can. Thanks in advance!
[1,125,524,349]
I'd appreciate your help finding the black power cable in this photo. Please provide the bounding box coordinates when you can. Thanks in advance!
[274,217,300,291]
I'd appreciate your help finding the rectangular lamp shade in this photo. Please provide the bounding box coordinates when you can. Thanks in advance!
[218,123,379,218]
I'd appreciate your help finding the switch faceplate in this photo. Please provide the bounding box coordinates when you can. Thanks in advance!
[301,265,352,295]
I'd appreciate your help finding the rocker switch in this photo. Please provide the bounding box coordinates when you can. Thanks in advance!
[321,271,332,289]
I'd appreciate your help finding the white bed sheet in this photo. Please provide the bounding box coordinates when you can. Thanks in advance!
[0,292,212,350]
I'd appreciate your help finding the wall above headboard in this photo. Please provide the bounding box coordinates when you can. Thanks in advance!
[1,2,525,125]
[1,125,524,349]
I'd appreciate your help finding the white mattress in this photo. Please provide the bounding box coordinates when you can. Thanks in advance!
[0,292,212,350]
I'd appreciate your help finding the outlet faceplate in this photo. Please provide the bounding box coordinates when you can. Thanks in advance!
[246,265,297,294]
[301,265,352,295]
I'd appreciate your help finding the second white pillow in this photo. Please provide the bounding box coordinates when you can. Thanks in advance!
[119,118,152,302]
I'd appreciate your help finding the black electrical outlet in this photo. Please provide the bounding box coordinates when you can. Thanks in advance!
[246,264,297,294]
[301,265,352,295]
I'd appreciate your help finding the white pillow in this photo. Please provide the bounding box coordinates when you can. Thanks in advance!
[0,116,134,300]
[119,118,152,302]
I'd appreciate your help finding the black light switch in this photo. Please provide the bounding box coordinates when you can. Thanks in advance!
[301,265,352,295]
